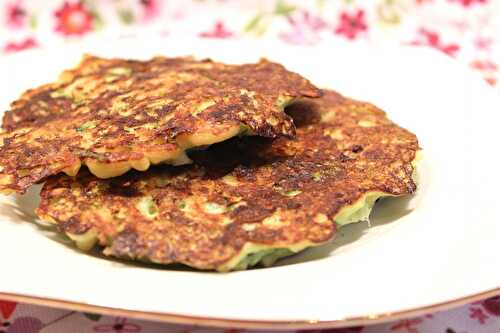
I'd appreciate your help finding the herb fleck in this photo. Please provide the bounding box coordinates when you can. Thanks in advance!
[283,189,302,197]
[76,121,96,132]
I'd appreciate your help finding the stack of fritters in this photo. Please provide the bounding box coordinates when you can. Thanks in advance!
[0,55,420,271]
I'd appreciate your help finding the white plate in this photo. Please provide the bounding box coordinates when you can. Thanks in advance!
[0,37,499,329]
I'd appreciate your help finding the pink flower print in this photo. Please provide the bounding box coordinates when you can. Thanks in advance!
[94,317,141,332]
[470,59,497,71]
[483,296,500,316]
[390,318,423,333]
[140,0,162,21]
[334,9,368,40]
[469,306,489,324]
[290,11,328,32]
[3,37,37,53]
[5,1,26,29]
[54,1,94,36]
[5,317,43,333]
[279,11,328,45]
[410,29,460,57]
[0,301,16,320]
[474,36,493,51]
[449,0,487,6]
[0,303,41,333]
[199,21,234,39]
[484,77,497,86]
[470,59,497,86]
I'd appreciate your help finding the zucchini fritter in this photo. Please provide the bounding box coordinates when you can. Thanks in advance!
[37,91,420,271]
[0,55,320,193]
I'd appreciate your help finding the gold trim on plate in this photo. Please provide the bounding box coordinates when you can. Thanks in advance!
[0,288,499,329]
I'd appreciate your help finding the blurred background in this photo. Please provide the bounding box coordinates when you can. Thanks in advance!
[1,0,499,91]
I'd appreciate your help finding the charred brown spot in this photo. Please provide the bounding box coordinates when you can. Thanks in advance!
[110,229,142,257]
[58,216,91,234]
[351,144,363,153]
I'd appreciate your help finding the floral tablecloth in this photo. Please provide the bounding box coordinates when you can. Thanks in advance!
[0,0,499,332]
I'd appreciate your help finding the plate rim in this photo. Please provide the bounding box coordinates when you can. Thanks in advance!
[1,288,499,329]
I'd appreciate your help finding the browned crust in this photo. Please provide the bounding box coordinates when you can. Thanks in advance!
[0,55,320,193]
[37,90,420,270]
